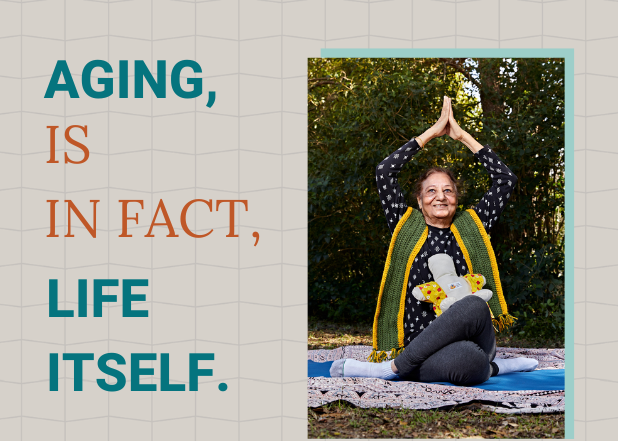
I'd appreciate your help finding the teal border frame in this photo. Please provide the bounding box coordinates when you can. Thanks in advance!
[320,48,574,439]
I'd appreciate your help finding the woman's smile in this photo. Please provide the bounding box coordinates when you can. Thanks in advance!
[417,172,458,227]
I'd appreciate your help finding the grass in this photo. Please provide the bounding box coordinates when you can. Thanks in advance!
[309,320,374,350]
[308,319,564,439]
[308,401,564,439]
[308,319,563,350]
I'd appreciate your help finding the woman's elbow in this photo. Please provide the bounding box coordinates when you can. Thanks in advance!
[375,162,386,177]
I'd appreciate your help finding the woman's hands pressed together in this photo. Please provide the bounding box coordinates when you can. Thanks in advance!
[446,99,484,154]
[416,96,451,148]
[445,101,465,141]
[416,96,485,154]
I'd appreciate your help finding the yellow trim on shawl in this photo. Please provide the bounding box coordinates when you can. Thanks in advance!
[372,207,414,350]
[465,208,509,318]
[450,222,474,273]
[397,226,428,348]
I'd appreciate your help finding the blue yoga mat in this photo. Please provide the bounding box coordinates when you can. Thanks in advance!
[308,360,564,391]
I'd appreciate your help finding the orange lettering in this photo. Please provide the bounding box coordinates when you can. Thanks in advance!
[66,200,99,238]
[145,199,178,237]
[65,125,89,164]
[47,200,59,237]
[216,200,248,238]
[180,199,213,238]
[47,126,59,163]
[119,200,144,237]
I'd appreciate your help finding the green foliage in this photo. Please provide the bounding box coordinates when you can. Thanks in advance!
[517,298,565,342]
[499,244,565,341]
[308,58,564,343]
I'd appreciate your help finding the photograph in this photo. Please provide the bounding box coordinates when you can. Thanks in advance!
[308,57,565,439]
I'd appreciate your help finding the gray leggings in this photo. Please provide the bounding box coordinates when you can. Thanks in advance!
[393,295,497,386]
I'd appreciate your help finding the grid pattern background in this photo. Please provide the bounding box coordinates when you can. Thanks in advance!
[0,0,614,440]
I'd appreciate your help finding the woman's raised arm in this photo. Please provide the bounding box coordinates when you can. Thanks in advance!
[471,147,518,232]
[446,100,518,232]
[376,96,452,233]
[375,139,420,234]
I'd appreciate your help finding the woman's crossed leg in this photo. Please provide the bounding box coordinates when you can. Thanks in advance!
[331,296,537,386]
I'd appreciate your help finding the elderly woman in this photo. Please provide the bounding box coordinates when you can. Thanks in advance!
[330,97,537,386]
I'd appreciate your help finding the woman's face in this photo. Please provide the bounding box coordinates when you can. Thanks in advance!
[417,172,458,226]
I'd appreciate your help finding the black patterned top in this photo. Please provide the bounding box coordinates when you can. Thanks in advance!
[375,139,517,345]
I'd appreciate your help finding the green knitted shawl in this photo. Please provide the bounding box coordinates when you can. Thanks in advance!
[370,207,514,362]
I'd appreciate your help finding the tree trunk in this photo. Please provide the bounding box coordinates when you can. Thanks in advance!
[478,59,513,247]
[478,58,504,146]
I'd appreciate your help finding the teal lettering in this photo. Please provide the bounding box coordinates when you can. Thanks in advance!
[119,60,129,98]
[122,279,148,317]
[93,279,119,317]
[97,353,126,392]
[135,60,166,98]
[161,353,185,391]
[171,60,202,99]
[63,353,94,391]
[131,353,157,391]
[189,353,214,391]
[49,279,73,317]
[82,60,113,98]
[78,279,87,317]
[50,353,59,391]
[45,61,79,98]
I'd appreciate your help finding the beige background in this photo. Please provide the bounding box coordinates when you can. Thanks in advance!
[0,0,613,440]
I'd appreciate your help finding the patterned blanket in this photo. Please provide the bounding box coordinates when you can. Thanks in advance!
[308,346,565,414]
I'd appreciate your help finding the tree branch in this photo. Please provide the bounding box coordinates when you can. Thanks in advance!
[308,79,337,90]
[439,58,482,91]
